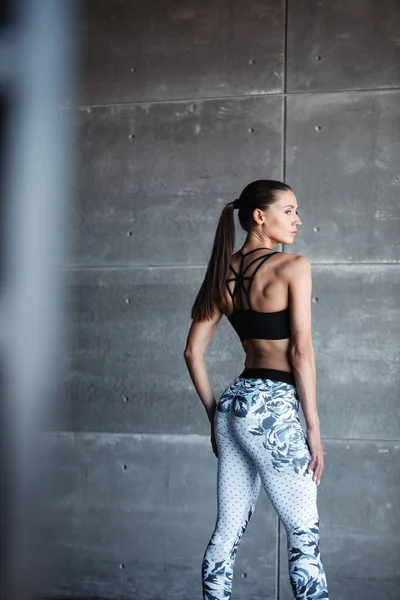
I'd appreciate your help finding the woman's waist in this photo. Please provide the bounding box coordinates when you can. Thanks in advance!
[242,349,294,385]
[241,339,291,369]
[239,366,295,386]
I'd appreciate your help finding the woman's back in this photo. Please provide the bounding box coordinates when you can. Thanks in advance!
[219,247,299,372]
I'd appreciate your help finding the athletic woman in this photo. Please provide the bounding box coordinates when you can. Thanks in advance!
[183,180,329,599]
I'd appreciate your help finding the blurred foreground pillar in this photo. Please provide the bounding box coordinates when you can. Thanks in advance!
[0,2,77,599]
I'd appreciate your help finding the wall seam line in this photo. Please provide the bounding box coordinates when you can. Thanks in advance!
[42,432,400,444]
[277,0,289,594]
[66,86,400,110]
[65,262,400,271]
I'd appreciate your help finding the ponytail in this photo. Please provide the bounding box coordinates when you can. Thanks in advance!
[191,180,291,321]
[191,202,235,321]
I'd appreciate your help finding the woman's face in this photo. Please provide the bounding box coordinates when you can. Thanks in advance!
[261,189,302,245]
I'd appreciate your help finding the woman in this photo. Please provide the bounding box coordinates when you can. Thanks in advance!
[184,180,329,599]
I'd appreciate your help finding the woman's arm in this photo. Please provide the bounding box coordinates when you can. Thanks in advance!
[287,255,324,484]
[183,308,223,423]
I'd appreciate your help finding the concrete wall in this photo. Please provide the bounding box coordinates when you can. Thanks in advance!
[44,1,400,599]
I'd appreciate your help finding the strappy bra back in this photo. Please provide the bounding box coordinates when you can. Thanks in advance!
[225,248,291,342]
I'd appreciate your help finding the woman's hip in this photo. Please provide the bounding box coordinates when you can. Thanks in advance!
[215,374,312,477]
[216,371,299,418]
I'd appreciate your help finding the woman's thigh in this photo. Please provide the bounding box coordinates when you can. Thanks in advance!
[214,380,261,511]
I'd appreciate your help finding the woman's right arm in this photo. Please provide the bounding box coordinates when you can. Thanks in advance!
[288,255,324,484]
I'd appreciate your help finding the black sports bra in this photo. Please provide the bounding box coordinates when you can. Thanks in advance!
[225,248,291,342]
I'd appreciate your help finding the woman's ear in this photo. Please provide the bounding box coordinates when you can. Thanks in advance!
[252,207,265,225]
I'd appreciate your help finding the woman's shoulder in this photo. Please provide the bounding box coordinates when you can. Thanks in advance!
[258,252,311,285]
[280,252,310,265]
[278,253,311,283]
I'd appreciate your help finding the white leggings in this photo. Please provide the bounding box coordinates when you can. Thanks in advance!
[202,374,329,599]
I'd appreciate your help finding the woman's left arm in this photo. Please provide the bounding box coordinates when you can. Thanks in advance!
[183,308,223,423]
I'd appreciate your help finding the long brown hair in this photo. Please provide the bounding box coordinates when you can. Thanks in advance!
[191,180,292,321]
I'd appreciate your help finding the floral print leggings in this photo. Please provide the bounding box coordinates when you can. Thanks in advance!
[202,375,329,599]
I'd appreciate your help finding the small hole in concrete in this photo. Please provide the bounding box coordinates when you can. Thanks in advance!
[315,55,322,61]
[123,396,129,403]
[125,298,131,304]
[313,226,320,232]
[128,133,135,139]
[119,563,125,569]
[315,125,322,131]
[130,67,136,72]
[123,464,128,470]
[241,572,247,579]
[312,297,319,303]
[127,230,133,236]
[248,127,255,133]
[248,58,255,64]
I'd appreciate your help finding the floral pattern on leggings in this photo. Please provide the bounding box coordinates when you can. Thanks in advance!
[202,376,329,600]
[288,521,329,599]
[217,377,311,476]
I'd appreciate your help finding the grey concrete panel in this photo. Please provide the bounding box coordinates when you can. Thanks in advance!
[285,91,400,262]
[70,96,283,267]
[55,265,246,433]
[54,263,399,439]
[279,439,400,599]
[287,0,400,93]
[76,0,284,105]
[312,264,400,441]
[42,432,278,600]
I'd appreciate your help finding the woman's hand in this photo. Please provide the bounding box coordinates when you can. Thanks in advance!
[306,427,324,485]
[210,422,218,458]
